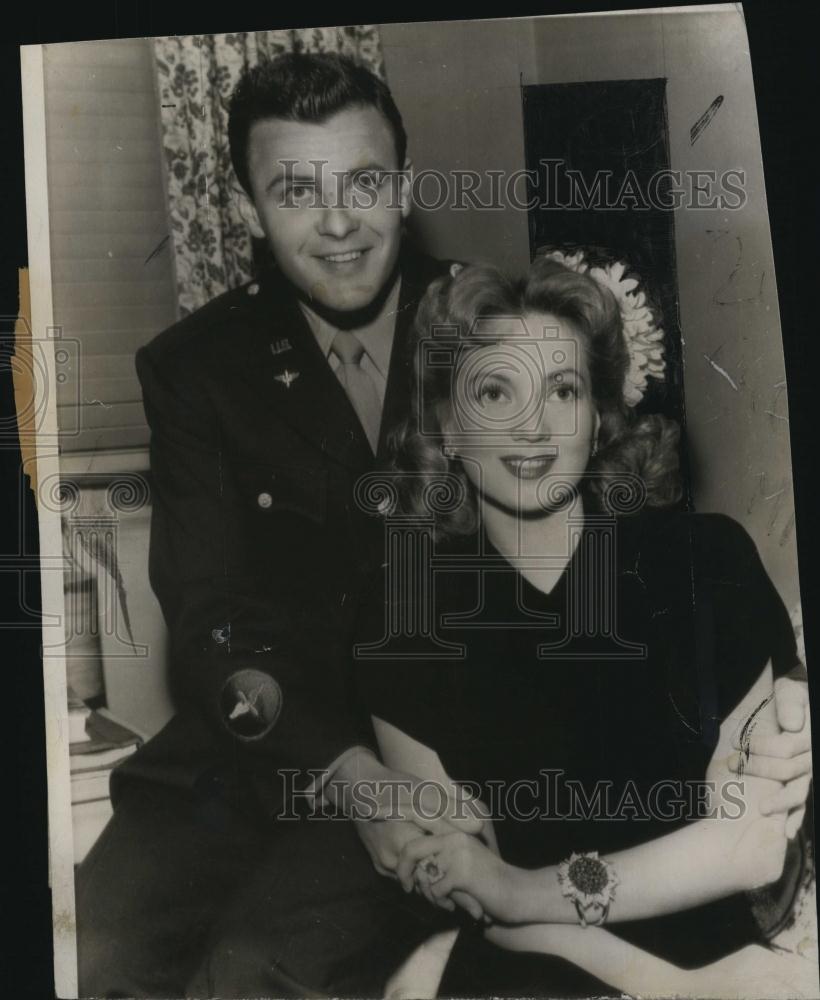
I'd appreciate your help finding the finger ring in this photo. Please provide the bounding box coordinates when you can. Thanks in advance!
[415,856,445,885]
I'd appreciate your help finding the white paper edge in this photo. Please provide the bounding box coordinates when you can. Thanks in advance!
[21,41,79,999]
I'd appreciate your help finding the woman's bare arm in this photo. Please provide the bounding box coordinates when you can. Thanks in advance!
[392,662,792,925]
[485,922,818,999]
[508,662,790,924]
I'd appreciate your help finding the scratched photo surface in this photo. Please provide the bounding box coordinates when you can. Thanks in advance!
[21,9,817,999]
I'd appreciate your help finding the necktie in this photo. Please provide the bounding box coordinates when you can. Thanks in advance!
[331,332,382,453]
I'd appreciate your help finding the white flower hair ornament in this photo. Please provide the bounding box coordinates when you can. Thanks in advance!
[543,250,666,406]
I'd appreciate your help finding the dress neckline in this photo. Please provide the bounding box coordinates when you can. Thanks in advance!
[480,514,589,605]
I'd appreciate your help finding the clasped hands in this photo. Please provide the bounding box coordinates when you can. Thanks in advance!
[335,760,532,924]
[326,751,492,921]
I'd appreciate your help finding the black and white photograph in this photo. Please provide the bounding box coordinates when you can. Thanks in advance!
[18,8,819,997]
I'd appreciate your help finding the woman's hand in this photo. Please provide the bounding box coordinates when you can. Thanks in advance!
[395,830,526,923]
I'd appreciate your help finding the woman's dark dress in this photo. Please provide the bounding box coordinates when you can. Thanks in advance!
[356,510,799,997]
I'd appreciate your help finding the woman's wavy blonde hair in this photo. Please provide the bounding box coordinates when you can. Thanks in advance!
[388,256,681,537]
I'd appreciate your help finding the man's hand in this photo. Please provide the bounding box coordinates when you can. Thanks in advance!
[326,749,486,837]
[773,673,811,731]
[729,676,812,838]
[354,817,428,878]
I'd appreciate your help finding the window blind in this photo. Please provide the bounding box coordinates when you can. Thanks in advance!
[43,38,177,455]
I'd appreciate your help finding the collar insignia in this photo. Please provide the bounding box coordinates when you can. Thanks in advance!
[270,338,292,356]
[274,369,300,389]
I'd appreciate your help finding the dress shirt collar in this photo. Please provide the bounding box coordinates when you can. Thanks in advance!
[298,277,401,380]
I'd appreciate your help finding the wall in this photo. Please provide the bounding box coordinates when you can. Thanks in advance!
[380,18,534,273]
[382,12,800,610]
[42,38,176,731]
[44,37,176,455]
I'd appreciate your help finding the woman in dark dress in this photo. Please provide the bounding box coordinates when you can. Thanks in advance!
[356,256,814,997]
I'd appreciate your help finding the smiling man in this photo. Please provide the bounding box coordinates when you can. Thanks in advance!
[236,104,408,313]
[74,53,472,999]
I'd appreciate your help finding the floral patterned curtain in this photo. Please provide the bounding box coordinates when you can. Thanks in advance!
[153,27,386,317]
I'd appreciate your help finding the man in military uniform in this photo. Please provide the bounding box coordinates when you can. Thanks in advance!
[76,53,475,998]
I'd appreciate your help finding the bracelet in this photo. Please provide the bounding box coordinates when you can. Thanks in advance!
[557,851,618,927]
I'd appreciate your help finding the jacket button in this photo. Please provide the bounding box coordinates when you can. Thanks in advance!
[257,491,273,509]
[247,282,260,296]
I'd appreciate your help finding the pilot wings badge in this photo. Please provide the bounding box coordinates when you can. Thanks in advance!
[274,369,300,389]
[228,684,264,721]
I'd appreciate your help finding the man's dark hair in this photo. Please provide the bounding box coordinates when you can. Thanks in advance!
[228,52,407,194]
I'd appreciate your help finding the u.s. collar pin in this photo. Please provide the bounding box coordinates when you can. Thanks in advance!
[270,338,292,356]
[275,369,300,388]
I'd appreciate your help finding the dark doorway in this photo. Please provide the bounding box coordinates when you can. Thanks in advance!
[522,80,687,473]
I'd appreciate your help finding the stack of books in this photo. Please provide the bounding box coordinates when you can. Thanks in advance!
[70,700,142,863]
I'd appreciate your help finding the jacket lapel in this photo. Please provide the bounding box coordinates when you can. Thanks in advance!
[377,248,449,461]
[238,271,374,470]
[238,246,448,471]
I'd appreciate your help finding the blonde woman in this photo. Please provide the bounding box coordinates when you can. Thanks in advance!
[356,257,814,997]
